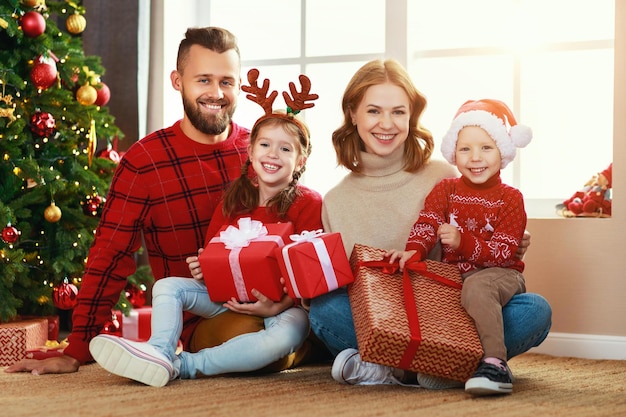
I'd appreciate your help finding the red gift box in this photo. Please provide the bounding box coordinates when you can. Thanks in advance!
[349,244,483,382]
[113,307,152,341]
[200,218,293,302]
[276,231,354,299]
[25,339,68,360]
[0,318,49,366]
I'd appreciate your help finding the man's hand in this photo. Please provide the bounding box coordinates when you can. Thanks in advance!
[4,354,80,375]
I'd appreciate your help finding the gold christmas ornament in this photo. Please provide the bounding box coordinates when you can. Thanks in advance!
[66,13,86,35]
[44,201,62,223]
[21,0,45,7]
[87,118,97,166]
[76,84,97,105]
[0,94,16,126]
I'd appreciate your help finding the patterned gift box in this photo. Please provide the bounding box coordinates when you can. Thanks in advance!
[200,218,293,302]
[277,230,354,299]
[349,244,483,382]
[0,318,49,366]
[113,307,152,341]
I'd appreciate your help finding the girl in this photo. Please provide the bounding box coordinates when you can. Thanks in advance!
[89,70,322,387]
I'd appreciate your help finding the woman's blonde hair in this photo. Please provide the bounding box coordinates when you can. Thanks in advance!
[332,59,434,173]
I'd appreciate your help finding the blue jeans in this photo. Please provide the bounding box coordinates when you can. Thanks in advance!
[149,277,309,379]
[309,287,551,360]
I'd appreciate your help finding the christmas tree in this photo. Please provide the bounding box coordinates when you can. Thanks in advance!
[0,0,151,323]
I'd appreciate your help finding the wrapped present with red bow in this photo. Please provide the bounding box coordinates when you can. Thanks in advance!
[349,244,483,382]
[25,339,69,360]
[0,318,49,366]
[276,230,353,299]
[199,217,293,302]
[113,307,152,341]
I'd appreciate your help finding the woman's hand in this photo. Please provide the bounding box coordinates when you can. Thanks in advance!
[186,248,204,280]
[516,230,531,260]
[224,290,294,318]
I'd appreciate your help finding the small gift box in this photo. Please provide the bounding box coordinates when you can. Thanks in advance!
[0,318,49,366]
[199,218,293,302]
[113,307,152,341]
[25,339,68,360]
[349,244,483,382]
[276,230,354,299]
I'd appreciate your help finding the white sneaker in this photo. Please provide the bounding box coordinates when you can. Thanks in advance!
[331,348,402,385]
[89,334,179,387]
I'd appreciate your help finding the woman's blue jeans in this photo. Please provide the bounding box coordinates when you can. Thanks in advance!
[308,287,551,360]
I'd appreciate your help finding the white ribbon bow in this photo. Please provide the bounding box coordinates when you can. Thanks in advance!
[219,217,268,249]
[282,229,339,299]
[289,229,324,243]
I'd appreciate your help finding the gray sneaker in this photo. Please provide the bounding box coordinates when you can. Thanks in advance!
[417,373,464,390]
[331,348,404,385]
[465,359,513,396]
[89,334,179,387]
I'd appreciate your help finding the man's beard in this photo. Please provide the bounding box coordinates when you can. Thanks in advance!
[183,95,236,135]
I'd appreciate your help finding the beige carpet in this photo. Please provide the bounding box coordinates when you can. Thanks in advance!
[2,353,626,417]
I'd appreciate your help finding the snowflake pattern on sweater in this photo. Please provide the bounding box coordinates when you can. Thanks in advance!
[406,174,526,274]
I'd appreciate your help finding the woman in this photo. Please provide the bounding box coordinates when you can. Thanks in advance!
[308,59,552,388]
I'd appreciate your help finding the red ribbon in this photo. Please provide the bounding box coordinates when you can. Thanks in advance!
[357,259,461,369]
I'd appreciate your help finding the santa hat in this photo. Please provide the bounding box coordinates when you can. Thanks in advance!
[440,99,532,169]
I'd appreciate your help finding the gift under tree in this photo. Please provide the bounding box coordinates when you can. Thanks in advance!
[0,0,151,326]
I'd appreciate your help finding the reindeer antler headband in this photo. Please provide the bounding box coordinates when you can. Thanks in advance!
[242,69,318,143]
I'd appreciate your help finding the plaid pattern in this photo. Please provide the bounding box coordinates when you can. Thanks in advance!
[65,121,249,364]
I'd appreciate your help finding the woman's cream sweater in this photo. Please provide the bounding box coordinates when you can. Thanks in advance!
[322,148,458,256]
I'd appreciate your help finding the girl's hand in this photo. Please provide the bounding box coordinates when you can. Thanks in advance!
[224,290,294,318]
[437,223,461,250]
[186,248,204,280]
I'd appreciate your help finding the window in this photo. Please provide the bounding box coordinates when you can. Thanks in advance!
[408,0,614,213]
[162,0,615,216]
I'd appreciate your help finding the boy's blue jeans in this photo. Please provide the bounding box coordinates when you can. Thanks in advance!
[309,287,551,360]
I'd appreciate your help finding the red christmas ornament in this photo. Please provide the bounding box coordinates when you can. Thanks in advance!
[82,194,105,216]
[31,61,57,90]
[125,284,147,308]
[97,146,121,164]
[52,280,79,310]
[102,312,121,335]
[2,224,20,244]
[20,11,46,38]
[30,110,56,137]
[94,82,111,106]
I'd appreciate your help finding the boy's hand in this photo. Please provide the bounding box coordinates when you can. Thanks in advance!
[437,223,461,250]
[384,249,418,271]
